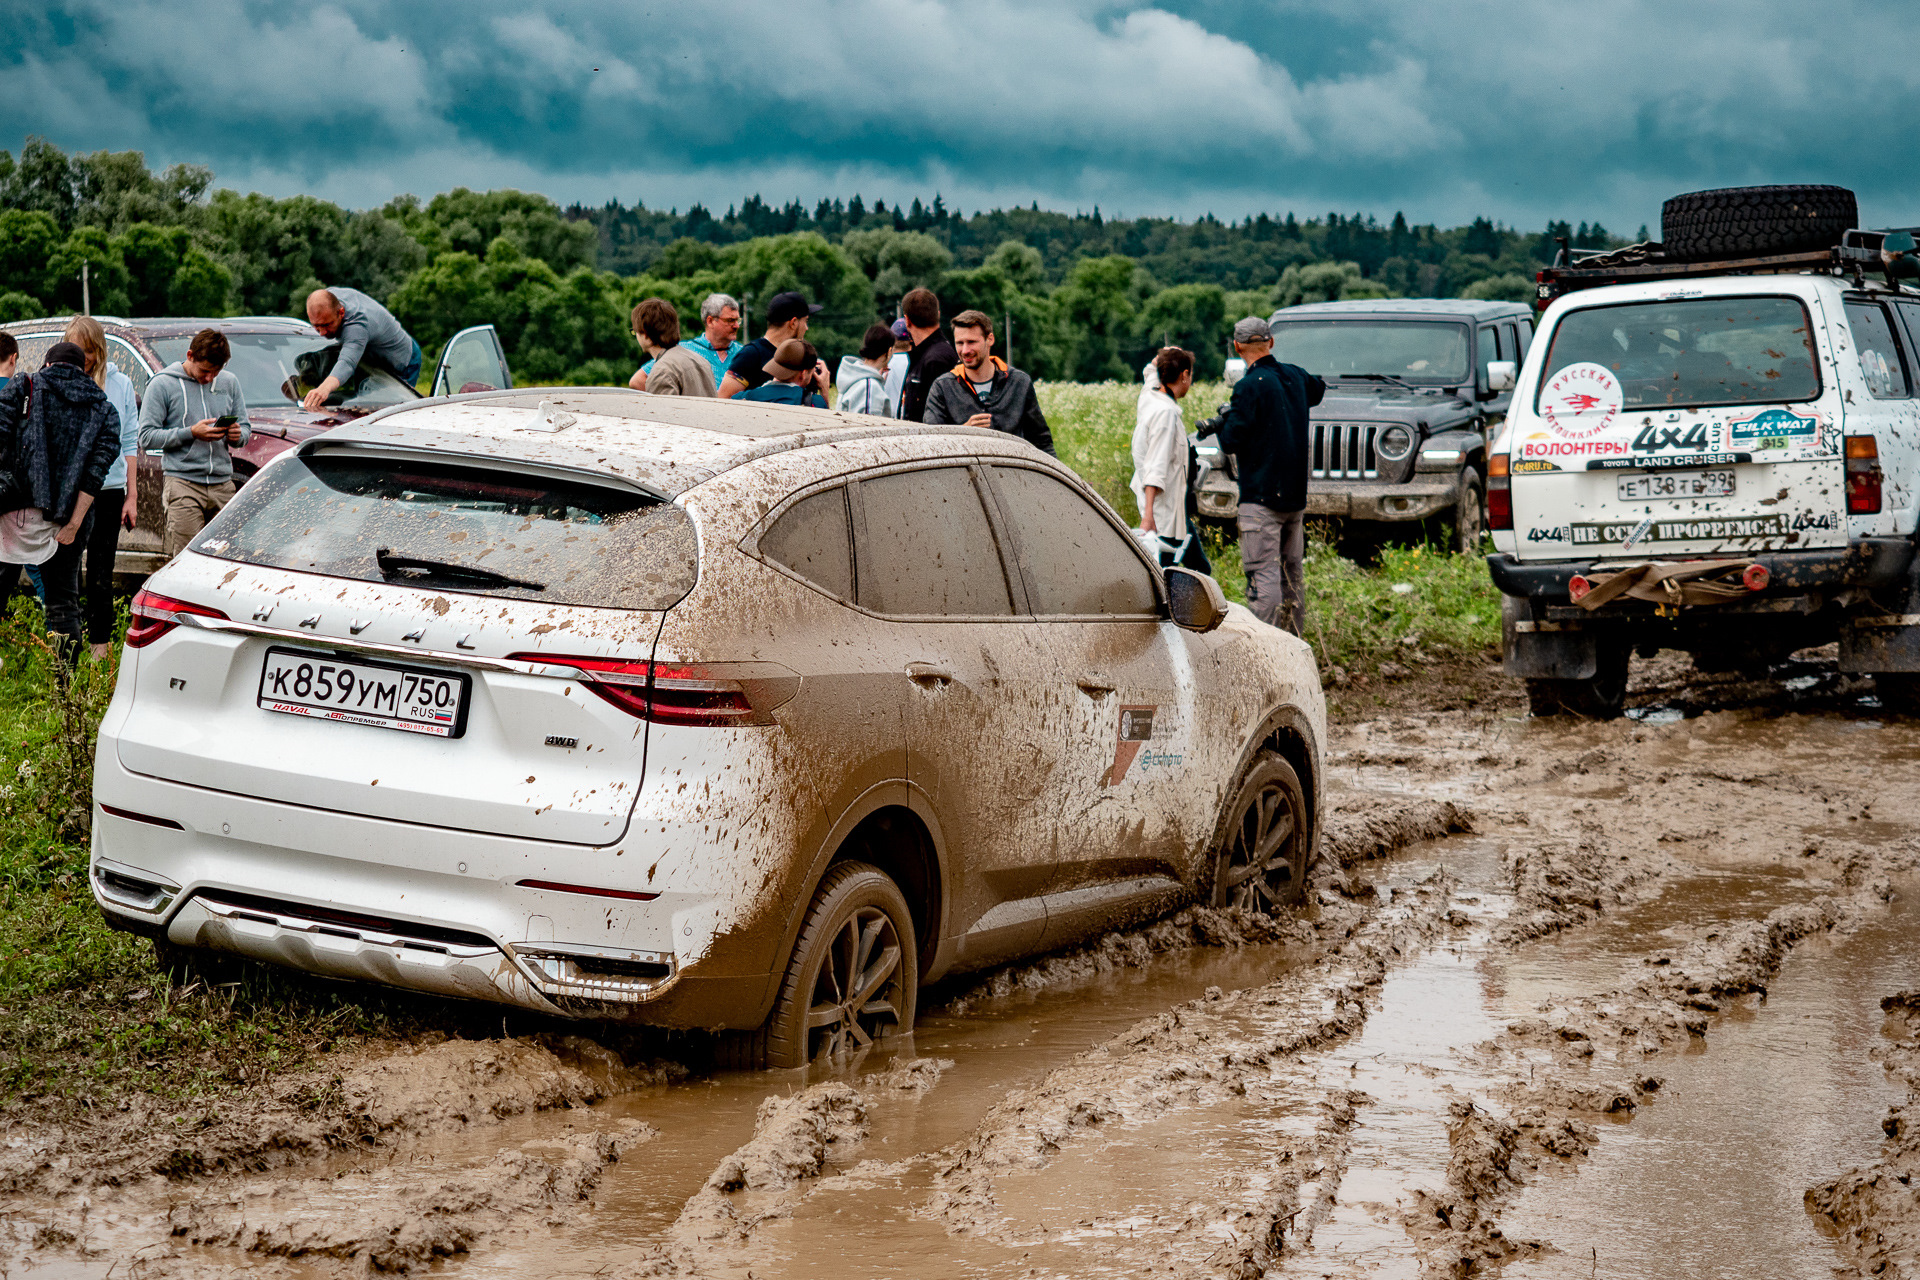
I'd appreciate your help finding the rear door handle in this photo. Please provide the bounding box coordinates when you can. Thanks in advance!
[907,662,954,687]
[1075,675,1115,697]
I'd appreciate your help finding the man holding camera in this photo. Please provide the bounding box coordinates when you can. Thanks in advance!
[139,328,250,557]
[1202,316,1324,633]
[741,339,829,408]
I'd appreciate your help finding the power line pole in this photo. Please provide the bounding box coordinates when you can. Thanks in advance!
[80,261,90,316]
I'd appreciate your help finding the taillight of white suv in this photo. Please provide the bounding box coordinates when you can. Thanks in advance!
[125,590,229,648]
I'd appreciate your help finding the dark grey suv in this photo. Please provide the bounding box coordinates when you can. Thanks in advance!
[1195,298,1534,552]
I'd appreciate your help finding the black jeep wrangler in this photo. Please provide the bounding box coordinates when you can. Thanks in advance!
[1194,298,1533,552]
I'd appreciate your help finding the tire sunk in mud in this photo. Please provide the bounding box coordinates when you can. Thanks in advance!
[1211,752,1309,912]
[724,861,918,1070]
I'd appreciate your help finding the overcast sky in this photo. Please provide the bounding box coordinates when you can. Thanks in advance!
[6,0,1916,233]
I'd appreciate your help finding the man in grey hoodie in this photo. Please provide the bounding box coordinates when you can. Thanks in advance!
[835,323,895,416]
[302,286,422,409]
[138,328,251,557]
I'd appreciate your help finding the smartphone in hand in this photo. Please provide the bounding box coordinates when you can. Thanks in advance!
[214,414,237,429]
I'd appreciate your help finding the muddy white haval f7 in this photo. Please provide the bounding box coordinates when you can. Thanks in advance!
[1488,184,1920,717]
[90,390,1324,1067]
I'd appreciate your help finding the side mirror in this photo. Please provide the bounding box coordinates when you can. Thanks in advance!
[1166,567,1228,633]
[1486,360,1517,393]
[1223,357,1247,387]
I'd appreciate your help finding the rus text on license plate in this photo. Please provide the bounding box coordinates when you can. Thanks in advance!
[257,647,470,737]
[1617,469,1734,501]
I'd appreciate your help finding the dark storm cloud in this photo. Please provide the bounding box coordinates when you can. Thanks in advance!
[4,0,1918,229]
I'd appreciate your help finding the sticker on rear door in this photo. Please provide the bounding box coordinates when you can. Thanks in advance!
[1540,363,1623,439]
[1727,408,1828,451]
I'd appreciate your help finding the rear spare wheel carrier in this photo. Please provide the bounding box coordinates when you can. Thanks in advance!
[1661,184,1859,260]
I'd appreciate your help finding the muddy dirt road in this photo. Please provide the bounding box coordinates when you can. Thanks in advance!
[13,660,1920,1278]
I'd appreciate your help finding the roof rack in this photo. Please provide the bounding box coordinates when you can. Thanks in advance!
[1535,228,1920,305]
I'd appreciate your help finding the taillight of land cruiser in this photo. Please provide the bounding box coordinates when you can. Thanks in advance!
[1487,453,1512,530]
[1846,436,1883,515]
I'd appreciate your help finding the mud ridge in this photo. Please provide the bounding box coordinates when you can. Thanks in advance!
[617,1076,901,1276]
[159,1126,639,1275]
[0,1033,684,1197]
[1411,855,1900,1276]
[1807,989,1920,1276]
[1493,834,1675,946]
[924,872,1460,1246]
[931,796,1474,1017]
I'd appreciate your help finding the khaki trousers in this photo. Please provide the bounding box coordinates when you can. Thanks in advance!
[163,476,238,558]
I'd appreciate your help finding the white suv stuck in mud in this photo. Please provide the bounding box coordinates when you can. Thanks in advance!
[90,390,1324,1067]
[1489,184,1920,716]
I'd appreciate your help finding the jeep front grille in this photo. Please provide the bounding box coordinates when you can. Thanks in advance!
[1311,422,1381,480]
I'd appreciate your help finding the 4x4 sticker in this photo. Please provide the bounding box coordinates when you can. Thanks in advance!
[1541,363,1622,438]
[1570,514,1792,545]
[1630,420,1716,452]
[1101,706,1156,787]
[1727,408,1826,451]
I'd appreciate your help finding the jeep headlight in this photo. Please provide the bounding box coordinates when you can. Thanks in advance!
[1377,425,1414,461]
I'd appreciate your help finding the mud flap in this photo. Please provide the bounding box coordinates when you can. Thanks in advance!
[1840,616,1920,673]
[1501,595,1599,679]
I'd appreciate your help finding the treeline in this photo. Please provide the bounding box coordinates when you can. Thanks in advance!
[0,136,1628,385]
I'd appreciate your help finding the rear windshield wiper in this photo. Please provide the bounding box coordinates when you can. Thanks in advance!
[375,548,546,591]
[1339,372,1415,390]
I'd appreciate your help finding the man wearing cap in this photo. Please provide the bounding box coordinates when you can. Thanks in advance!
[719,291,824,398]
[883,317,911,413]
[1203,316,1326,634]
[741,340,829,408]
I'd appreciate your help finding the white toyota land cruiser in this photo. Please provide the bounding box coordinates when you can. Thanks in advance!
[1488,184,1920,716]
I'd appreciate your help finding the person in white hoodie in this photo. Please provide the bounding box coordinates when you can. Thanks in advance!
[1130,346,1210,574]
[835,323,895,416]
[138,328,250,557]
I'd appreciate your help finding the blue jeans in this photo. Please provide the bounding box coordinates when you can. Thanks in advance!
[399,338,423,389]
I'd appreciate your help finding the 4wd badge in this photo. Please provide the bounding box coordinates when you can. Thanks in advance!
[1541,363,1622,439]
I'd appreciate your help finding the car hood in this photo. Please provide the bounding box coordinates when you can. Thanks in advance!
[1315,384,1465,424]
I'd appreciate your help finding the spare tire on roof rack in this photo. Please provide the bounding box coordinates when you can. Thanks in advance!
[1661,184,1858,261]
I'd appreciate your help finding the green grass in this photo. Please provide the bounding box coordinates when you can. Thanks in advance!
[1038,379,1502,675]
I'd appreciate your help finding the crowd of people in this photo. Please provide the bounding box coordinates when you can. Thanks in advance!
[0,271,1324,662]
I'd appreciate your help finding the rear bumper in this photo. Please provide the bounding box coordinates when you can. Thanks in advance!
[1487,539,1915,604]
[89,756,776,1028]
[1306,480,1455,522]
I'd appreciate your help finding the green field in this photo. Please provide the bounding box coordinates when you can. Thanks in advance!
[0,382,1501,1109]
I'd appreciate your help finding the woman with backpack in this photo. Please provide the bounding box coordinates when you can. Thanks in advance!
[0,341,123,667]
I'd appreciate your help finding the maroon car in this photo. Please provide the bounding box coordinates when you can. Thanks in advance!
[2,316,511,575]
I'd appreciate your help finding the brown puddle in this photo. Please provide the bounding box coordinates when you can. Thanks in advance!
[1497,891,1920,1280]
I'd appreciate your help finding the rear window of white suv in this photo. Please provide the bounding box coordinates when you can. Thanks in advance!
[1538,296,1820,409]
[193,452,699,610]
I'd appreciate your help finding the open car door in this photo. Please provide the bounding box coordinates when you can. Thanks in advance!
[432,325,513,396]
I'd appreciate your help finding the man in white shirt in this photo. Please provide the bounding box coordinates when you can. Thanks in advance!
[1130,346,1211,574]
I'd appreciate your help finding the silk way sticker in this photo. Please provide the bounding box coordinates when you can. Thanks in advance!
[1727,407,1823,450]
[1541,363,1623,439]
